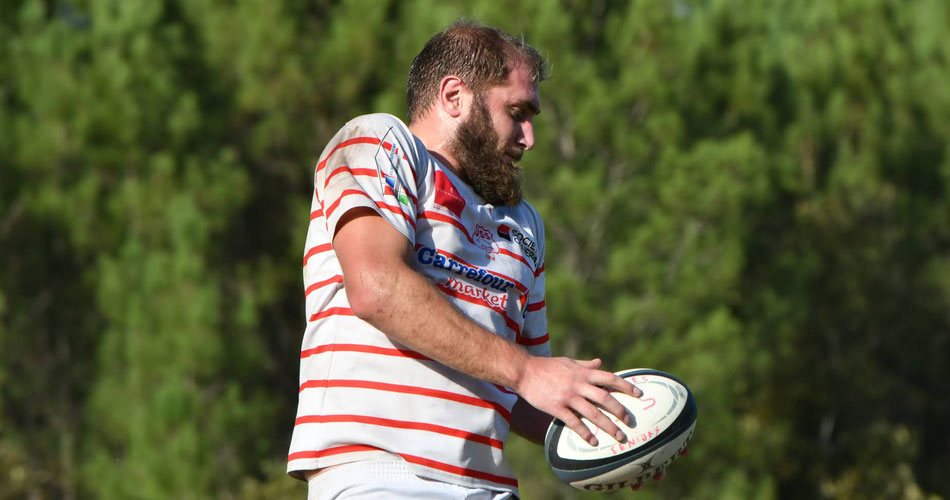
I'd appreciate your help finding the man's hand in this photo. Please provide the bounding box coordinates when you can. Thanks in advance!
[514,356,642,446]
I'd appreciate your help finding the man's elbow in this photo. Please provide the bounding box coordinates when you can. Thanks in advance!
[343,267,394,323]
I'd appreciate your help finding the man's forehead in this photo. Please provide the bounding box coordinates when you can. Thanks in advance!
[494,64,541,112]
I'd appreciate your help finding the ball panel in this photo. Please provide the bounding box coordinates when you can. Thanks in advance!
[567,422,695,492]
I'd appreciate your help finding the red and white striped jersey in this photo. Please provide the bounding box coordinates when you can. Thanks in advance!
[287,113,549,494]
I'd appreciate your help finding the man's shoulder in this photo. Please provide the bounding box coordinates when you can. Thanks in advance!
[333,113,422,160]
[498,199,545,252]
[514,199,544,230]
[518,199,542,220]
[345,112,408,128]
[340,113,412,138]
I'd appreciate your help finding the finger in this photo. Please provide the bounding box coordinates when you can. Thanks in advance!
[557,409,598,446]
[580,385,633,428]
[653,468,665,481]
[572,397,626,444]
[589,370,643,398]
[679,445,689,456]
[630,481,643,491]
[631,383,643,398]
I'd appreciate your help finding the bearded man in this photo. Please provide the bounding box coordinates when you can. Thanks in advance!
[288,20,642,499]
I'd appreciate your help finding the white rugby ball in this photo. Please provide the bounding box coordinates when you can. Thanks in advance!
[544,368,697,491]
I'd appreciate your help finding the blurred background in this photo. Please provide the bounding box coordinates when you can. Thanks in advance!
[2,0,949,498]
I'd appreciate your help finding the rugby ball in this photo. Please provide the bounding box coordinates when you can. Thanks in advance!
[544,368,697,491]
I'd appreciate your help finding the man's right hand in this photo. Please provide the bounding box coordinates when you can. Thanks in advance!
[514,356,642,446]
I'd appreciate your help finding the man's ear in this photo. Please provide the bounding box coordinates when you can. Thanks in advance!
[438,75,466,119]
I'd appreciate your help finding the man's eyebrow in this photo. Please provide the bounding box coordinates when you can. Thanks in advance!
[514,99,541,116]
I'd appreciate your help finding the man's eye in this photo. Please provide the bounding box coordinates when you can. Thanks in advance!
[510,109,525,121]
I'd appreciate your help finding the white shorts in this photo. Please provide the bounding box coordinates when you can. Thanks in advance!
[306,460,517,500]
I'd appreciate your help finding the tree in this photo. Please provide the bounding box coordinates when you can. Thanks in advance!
[2,0,949,498]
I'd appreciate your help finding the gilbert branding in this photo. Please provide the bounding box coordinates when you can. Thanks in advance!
[417,246,515,293]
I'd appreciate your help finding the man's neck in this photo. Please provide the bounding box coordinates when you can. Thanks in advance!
[409,116,462,177]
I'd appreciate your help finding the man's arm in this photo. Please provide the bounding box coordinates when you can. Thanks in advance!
[334,208,639,446]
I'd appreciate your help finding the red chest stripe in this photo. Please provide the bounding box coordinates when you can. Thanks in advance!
[526,300,546,312]
[288,444,380,461]
[300,343,431,361]
[497,247,532,270]
[401,453,518,487]
[419,211,472,243]
[518,333,549,346]
[288,445,518,488]
[534,263,545,277]
[294,414,504,450]
[298,379,511,422]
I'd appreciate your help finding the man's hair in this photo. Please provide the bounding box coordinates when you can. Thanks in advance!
[407,20,548,123]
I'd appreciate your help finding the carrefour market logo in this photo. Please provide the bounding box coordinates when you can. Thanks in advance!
[443,277,508,309]
[417,246,515,293]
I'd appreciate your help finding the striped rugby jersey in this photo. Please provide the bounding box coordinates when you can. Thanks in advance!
[287,113,549,494]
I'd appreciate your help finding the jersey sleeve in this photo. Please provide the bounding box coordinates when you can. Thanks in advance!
[518,207,549,357]
[314,114,423,243]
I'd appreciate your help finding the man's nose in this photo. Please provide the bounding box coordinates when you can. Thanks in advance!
[518,120,535,151]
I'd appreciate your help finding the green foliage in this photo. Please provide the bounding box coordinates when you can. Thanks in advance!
[2,0,949,498]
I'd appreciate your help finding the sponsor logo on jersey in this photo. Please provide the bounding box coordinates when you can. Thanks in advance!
[443,277,508,309]
[416,246,515,293]
[382,171,396,190]
[387,143,401,166]
[375,128,411,207]
[473,224,498,259]
[381,171,410,206]
[497,224,512,241]
[510,227,538,266]
[433,170,465,217]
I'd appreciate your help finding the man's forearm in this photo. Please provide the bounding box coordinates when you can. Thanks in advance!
[347,247,532,391]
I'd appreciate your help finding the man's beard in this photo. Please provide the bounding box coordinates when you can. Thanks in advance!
[448,96,523,206]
